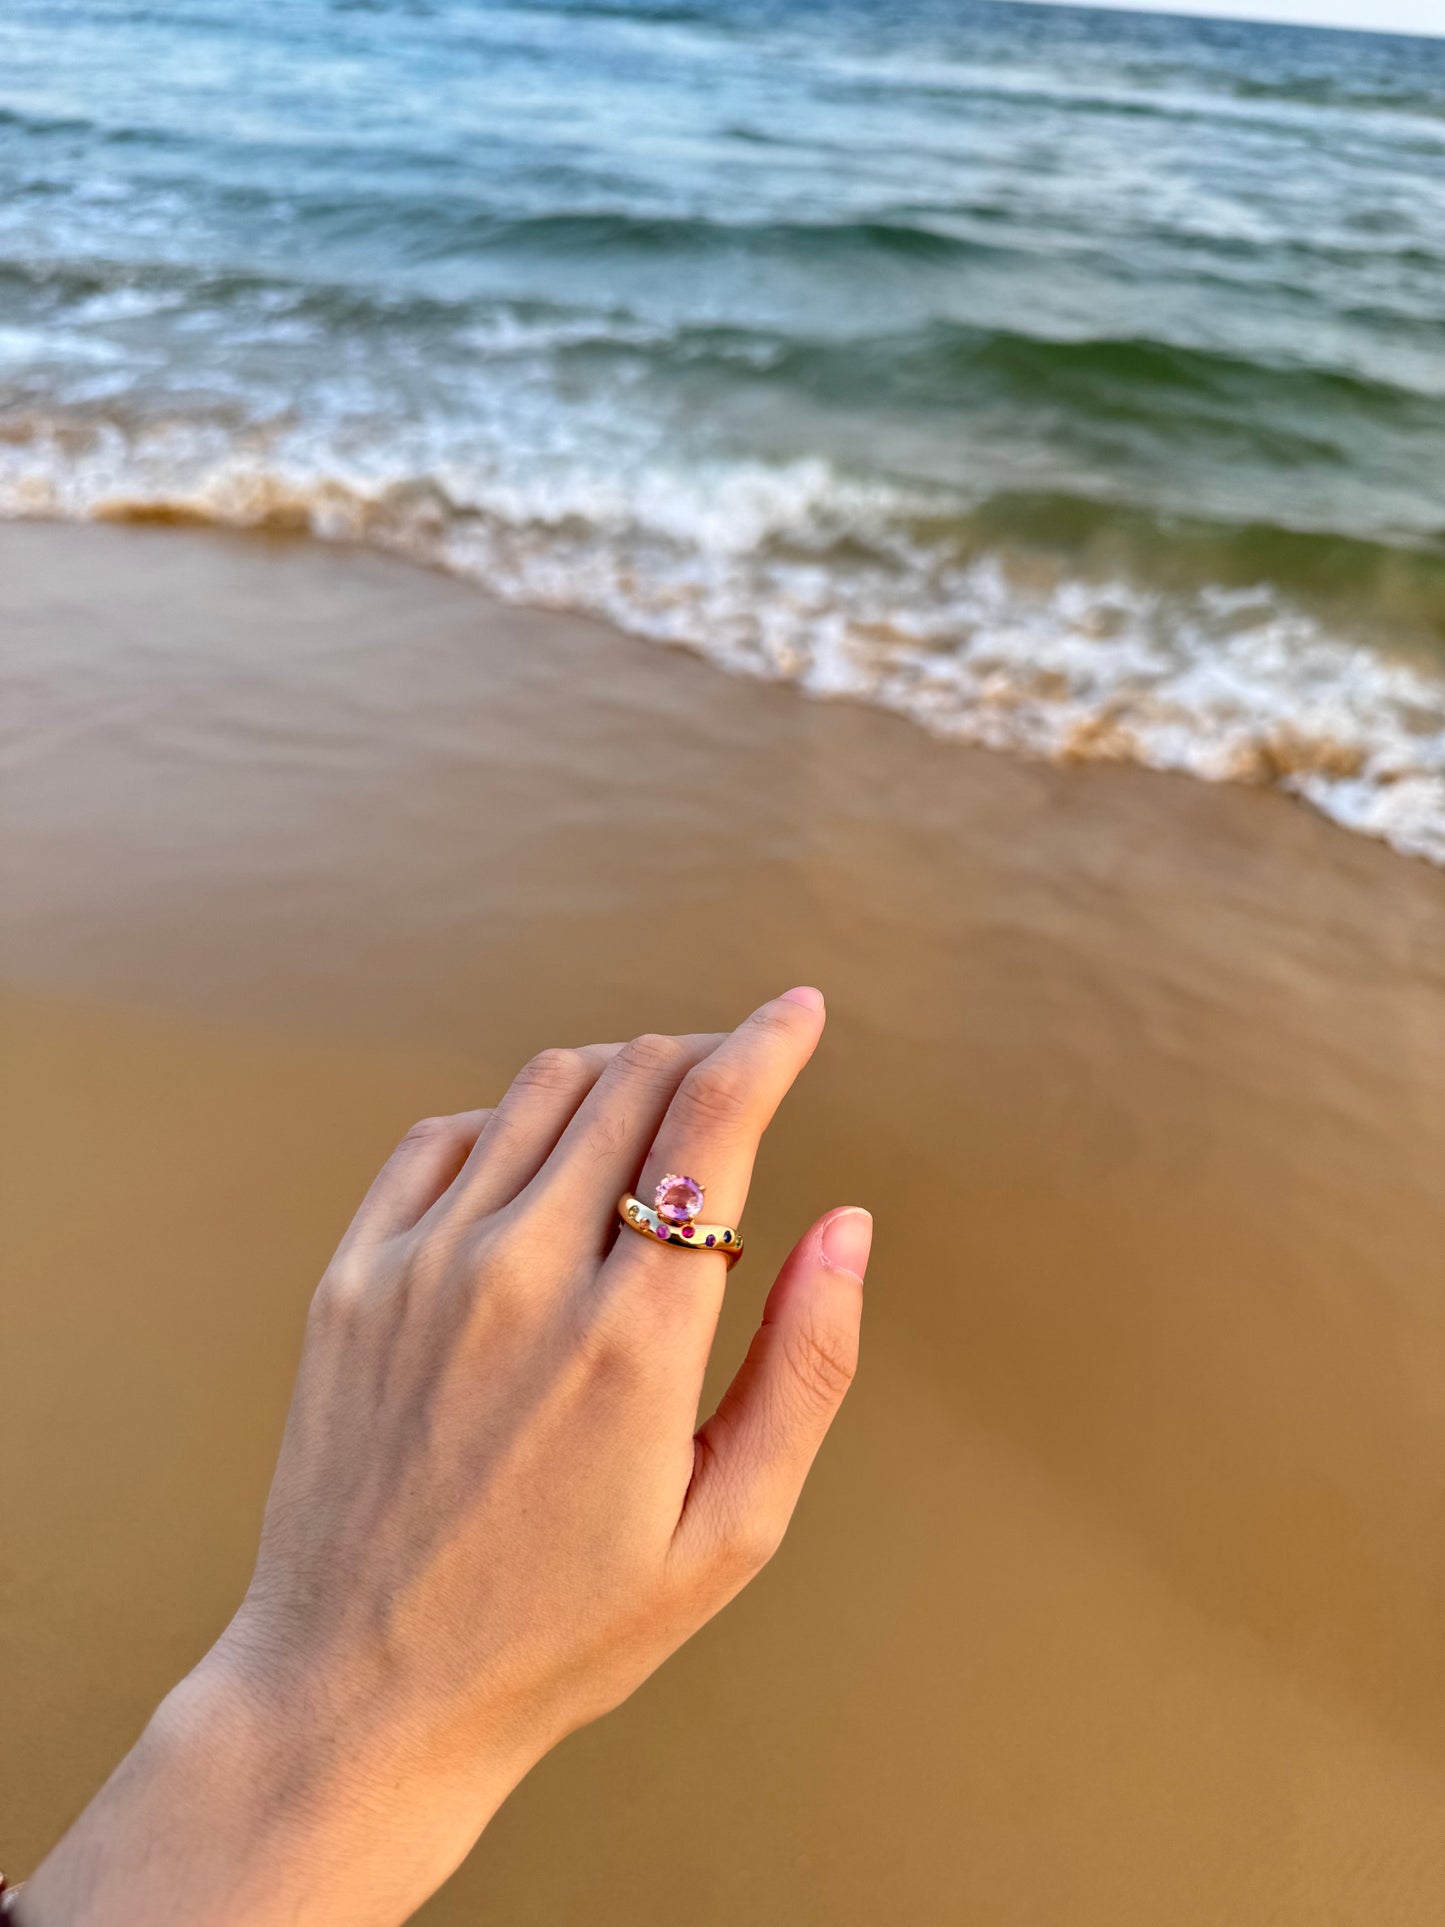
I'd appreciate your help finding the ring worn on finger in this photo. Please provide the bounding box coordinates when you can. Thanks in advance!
[617,1175,744,1268]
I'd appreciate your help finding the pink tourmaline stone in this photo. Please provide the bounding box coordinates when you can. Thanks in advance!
[655,1174,704,1226]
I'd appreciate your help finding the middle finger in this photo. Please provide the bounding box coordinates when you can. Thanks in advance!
[514,1028,729,1243]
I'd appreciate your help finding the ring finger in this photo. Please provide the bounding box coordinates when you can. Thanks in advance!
[602,986,827,1358]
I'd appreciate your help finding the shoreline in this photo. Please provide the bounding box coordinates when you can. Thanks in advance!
[4,518,1445,1924]
[4,498,1444,870]
[4,518,1443,1044]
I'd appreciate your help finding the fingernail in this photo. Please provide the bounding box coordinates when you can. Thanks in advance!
[820,1207,872,1280]
[781,985,825,1012]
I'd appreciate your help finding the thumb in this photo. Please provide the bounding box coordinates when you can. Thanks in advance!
[675,1206,870,1579]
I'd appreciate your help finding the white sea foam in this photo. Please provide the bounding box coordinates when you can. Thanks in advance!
[2,417,1443,868]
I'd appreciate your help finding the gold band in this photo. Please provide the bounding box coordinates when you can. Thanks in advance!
[617,1193,744,1267]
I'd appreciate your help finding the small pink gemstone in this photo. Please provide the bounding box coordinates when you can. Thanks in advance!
[655,1174,704,1226]
[681,1224,695,1237]
[655,1224,670,1240]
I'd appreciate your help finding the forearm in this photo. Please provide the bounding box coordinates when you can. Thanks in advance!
[18,1651,524,1927]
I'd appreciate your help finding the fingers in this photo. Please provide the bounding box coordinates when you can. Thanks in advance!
[439,1043,624,1223]
[672,1207,869,1579]
[585,989,829,1418]
[517,1029,729,1230]
[619,986,828,1267]
[341,1109,493,1248]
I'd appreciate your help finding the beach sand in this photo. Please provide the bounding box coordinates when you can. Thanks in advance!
[3,519,1445,1923]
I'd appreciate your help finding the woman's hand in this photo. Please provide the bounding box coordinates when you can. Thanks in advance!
[23,989,870,1927]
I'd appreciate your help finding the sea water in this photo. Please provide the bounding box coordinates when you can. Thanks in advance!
[2,0,1443,858]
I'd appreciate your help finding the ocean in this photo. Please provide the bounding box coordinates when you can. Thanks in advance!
[2,0,1443,861]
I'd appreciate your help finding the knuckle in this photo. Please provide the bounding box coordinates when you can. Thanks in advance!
[583,1107,630,1164]
[721,1513,785,1581]
[398,1216,461,1283]
[747,1001,798,1040]
[510,1046,587,1098]
[618,1031,689,1080]
[310,1256,373,1327]
[785,1318,858,1409]
[402,1109,497,1148]
[467,1211,529,1282]
[676,1058,750,1130]
[467,1212,552,1313]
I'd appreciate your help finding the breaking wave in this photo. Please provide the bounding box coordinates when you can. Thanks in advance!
[4,409,1442,867]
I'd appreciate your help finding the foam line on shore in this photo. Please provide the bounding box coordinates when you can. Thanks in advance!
[3,426,1443,867]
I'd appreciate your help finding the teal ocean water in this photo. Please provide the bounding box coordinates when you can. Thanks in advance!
[2,0,1444,859]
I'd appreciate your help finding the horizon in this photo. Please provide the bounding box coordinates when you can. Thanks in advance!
[1010,0,1445,38]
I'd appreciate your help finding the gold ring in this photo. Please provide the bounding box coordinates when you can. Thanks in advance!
[617,1174,743,1267]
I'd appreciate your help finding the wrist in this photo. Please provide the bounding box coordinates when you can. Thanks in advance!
[23,1641,530,1927]
[21,1659,359,1927]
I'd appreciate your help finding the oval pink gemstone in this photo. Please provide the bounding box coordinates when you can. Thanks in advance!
[655,1174,704,1226]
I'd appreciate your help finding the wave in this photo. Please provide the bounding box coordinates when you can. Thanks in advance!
[0,105,92,138]
[9,69,1437,165]
[1228,72,1445,117]
[454,208,1006,264]
[805,35,1445,141]
[7,240,1438,440]
[761,320,1445,428]
[2,407,1442,868]
[517,0,721,23]
[917,492,1445,642]
[954,329,1431,414]
[872,71,1445,142]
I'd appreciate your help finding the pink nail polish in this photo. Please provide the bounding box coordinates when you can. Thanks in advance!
[781,985,825,1011]
[820,1208,872,1279]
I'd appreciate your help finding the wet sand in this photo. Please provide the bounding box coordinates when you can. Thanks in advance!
[3,519,1445,1923]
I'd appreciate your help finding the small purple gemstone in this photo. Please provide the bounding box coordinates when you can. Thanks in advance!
[655,1225,669,1240]
[705,1234,716,1247]
[655,1174,704,1226]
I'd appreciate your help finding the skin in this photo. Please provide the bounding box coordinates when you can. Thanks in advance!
[19,987,870,1927]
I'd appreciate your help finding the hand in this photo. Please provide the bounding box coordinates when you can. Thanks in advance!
[23,989,870,1927]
